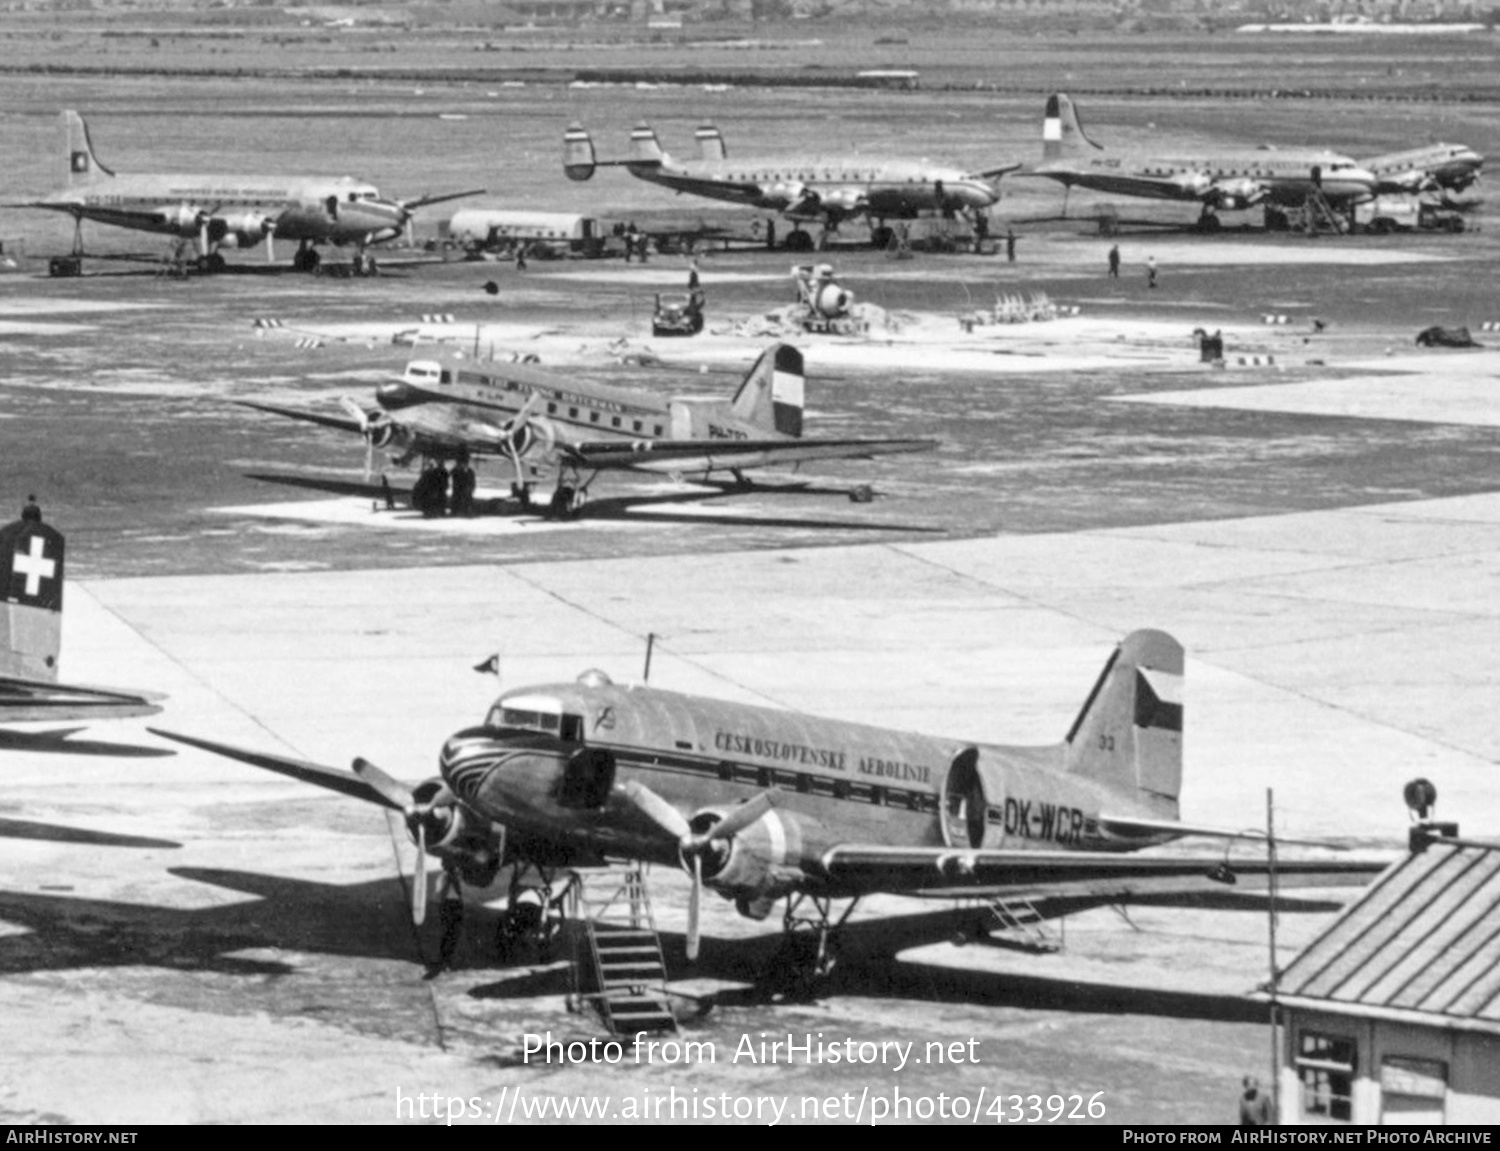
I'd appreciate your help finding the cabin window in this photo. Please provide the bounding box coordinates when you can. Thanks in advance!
[869,785,886,806]
[589,412,600,424]
[568,407,578,419]
[547,403,557,415]
[717,762,734,782]
[440,371,452,384]
[559,713,583,742]
[653,424,663,436]
[1296,1031,1356,1122]
[756,767,772,789]
[833,780,850,800]
[611,416,621,428]
[632,420,643,433]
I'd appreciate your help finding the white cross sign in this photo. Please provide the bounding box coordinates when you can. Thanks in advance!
[13,535,56,598]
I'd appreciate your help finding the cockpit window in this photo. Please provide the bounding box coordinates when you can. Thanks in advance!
[500,707,560,732]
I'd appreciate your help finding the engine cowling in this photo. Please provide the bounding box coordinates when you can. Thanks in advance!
[1208,178,1267,211]
[811,282,853,319]
[686,805,803,901]
[157,204,205,235]
[762,181,814,213]
[406,778,503,887]
[207,212,274,250]
[820,186,866,216]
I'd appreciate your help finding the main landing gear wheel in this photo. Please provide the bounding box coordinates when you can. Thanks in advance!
[548,485,587,519]
[869,226,894,250]
[784,229,815,253]
[200,252,227,273]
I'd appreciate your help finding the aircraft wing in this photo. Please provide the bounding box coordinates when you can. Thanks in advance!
[0,675,162,722]
[559,436,939,473]
[234,399,368,436]
[973,162,1024,180]
[815,845,1387,903]
[149,729,404,810]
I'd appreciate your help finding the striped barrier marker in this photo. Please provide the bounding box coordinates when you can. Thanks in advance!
[1480,322,1500,332]
[420,313,457,323]
[1230,354,1276,367]
[253,318,286,328]
[294,337,324,350]
[1261,314,1292,325]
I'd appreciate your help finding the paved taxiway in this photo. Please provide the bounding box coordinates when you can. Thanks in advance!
[7,178,1500,1123]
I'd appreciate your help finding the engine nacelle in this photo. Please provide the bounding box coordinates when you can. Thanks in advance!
[762,181,812,212]
[407,778,503,888]
[811,282,853,319]
[157,204,205,235]
[820,186,865,216]
[1172,171,1214,198]
[687,806,803,901]
[1208,178,1266,211]
[207,212,273,249]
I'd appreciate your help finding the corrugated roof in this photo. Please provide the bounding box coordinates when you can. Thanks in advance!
[1276,841,1500,1025]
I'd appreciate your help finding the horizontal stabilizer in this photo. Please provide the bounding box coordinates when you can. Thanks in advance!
[0,675,162,721]
[562,436,938,472]
[149,728,405,810]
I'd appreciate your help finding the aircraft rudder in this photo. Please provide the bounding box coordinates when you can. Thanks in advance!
[1063,629,1183,814]
[630,122,665,164]
[730,343,805,437]
[563,122,597,181]
[63,110,113,185]
[0,510,65,683]
[1043,92,1101,160]
[695,123,727,162]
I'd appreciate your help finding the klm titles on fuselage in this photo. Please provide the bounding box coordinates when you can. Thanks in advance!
[711,730,931,783]
[707,424,749,440]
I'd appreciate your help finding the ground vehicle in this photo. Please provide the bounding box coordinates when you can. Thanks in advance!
[651,287,705,336]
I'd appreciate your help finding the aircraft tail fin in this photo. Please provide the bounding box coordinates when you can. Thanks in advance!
[563,122,597,182]
[1043,93,1104,161]
[1063,629,1182,817]
[630,123,666,165]
[695,123,727,162]
[63,110,114,185]
[1,509,64,683]
[730,344,804,438]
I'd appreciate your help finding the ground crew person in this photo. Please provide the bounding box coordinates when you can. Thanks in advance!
[1108,245,1120,278]
[1239,1076,1274,1126]
[1147,256,1158,289]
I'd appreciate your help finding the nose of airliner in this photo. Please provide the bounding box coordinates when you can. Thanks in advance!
[376,380,424,410]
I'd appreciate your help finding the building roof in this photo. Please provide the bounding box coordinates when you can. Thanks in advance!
[1275,839,1500,1031]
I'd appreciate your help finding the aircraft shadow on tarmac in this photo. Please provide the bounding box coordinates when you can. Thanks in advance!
[0,727,176,759]
[243,471,944,533]
[0,818,180,851]
[0,865,1333,1023]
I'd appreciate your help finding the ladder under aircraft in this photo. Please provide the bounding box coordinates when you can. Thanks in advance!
[569,865,677,1035]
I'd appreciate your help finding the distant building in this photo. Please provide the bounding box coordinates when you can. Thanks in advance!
[1268,833,1500,1125]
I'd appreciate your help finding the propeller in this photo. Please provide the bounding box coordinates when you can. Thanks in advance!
[353,756,456,925]
[339,395,388,480]
[265,219,277,265]
[497,390,555,485]
[622,781,776,961]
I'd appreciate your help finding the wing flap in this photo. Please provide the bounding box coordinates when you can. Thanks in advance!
[817,844,1386,901]
[149,728,403,811]
[0,675,162,721]
[563,436,938,472]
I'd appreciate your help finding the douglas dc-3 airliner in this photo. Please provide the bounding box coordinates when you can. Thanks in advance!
[20,111,479,272]
[239,344,936,517]
[565,121,1018,251]
[155,629,1381,980]
[2,504,160,723]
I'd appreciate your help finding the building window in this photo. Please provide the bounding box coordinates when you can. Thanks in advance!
[1296,1031,1356,1121]
[1380,1057,1446,1125]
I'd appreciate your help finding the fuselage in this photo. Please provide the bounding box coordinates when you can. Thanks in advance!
[434,672,1166,894]
[374,359,784,467]
[1362,143,1484,192]
[636,155,999,220]
[41,174,407,246]
[1037,150,1377,206]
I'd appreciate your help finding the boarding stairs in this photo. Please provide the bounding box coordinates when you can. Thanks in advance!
[569,865,677,1035]
[982,895,1063,953]
[1301,188,1348,235]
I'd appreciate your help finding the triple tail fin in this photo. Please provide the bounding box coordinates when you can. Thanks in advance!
[1063,629,1183,818]
[695,124,727,162]
[730,344,804,438]
[1,512,64,682]
[563,122,596,182]
[1042,93,1104,162]
[63,110,114,186]
[630,123,666,165]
